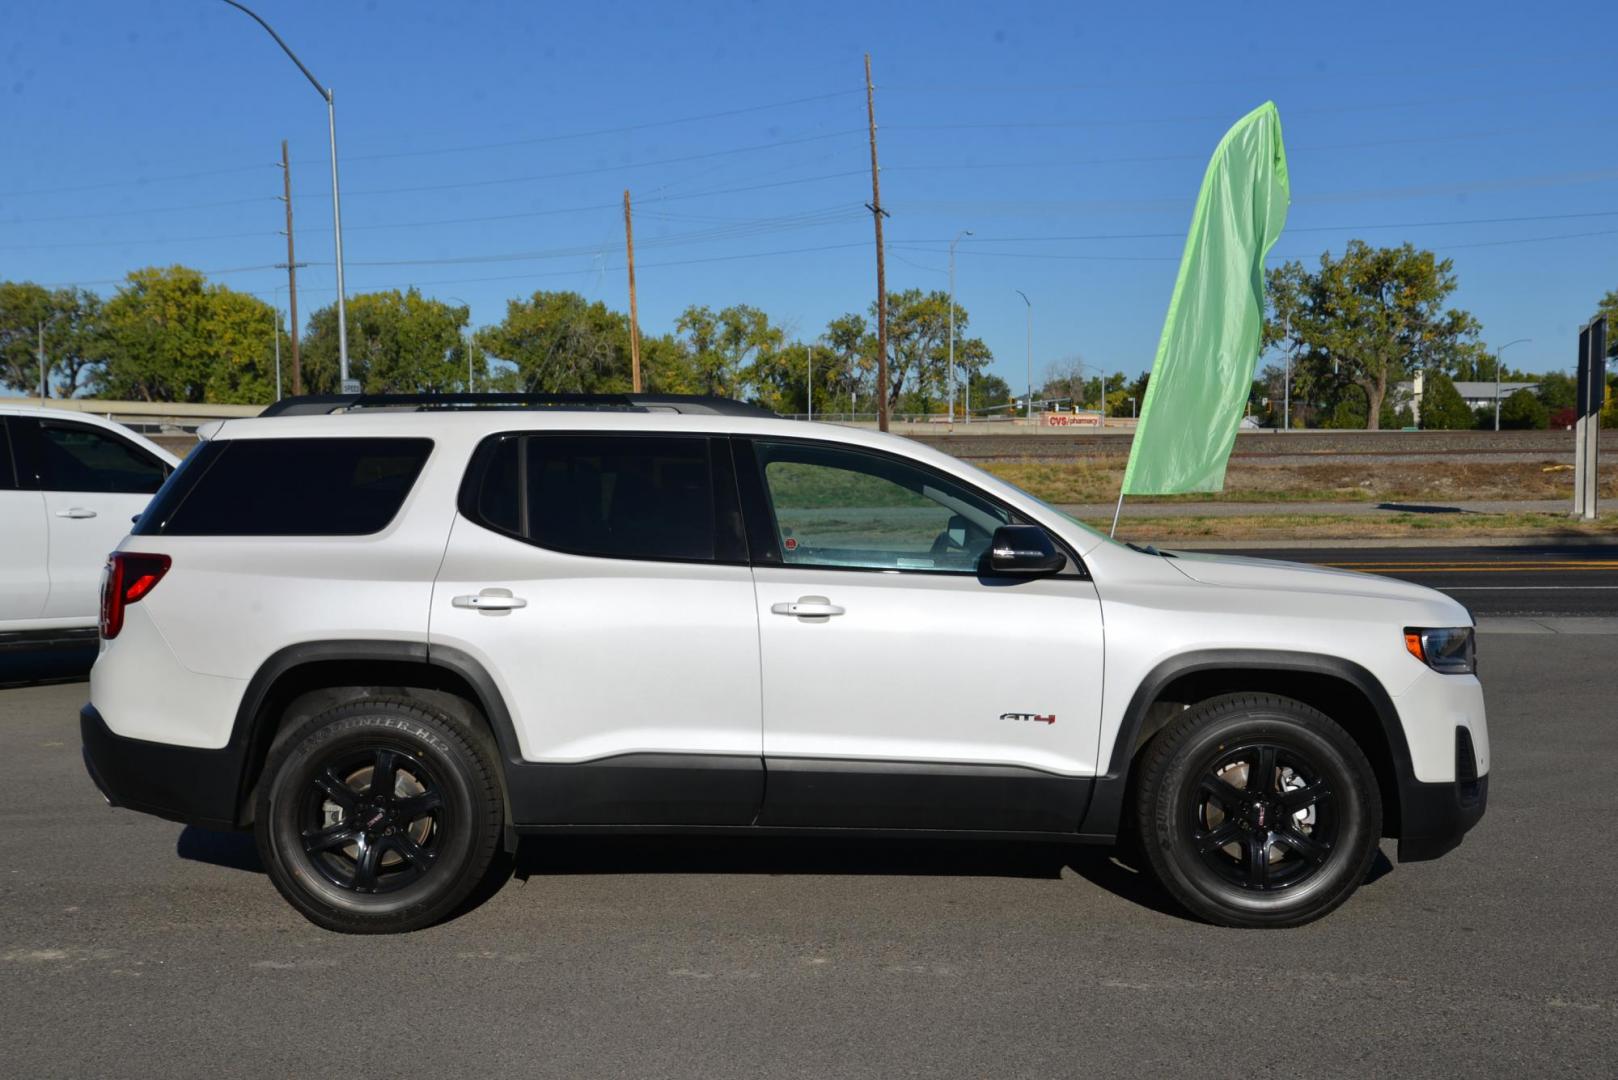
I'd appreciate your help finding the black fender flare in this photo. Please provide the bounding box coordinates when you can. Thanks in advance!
[229,639,524,825]
[1076,649,1415,840]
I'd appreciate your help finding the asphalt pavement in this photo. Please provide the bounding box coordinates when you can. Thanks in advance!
[1210,543,1618,617]
[2,628,1615,1078]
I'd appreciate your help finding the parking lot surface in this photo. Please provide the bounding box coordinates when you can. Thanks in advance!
[2,632,1614,1079]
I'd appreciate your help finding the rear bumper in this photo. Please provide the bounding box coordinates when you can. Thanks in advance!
[80,704,244,831]
[1397,773,1487,862]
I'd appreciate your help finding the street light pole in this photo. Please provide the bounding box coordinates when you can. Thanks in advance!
[948,229,972,422]
[219,0,350,389]
[1493,338,1531,431]
[1015,289,1032,420]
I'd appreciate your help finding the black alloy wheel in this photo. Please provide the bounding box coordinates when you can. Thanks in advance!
[1134,693,1381,928]
[300,746,447,895]
[1190,740,1338,893]
[256,697,504,934]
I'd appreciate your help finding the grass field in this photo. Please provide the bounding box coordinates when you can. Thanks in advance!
[1094,510,1618,543]
[985,457,1617,506]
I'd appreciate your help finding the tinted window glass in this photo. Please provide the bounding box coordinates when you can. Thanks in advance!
[0,419,16,490]
[136,437,431,536]
[467,434,728,563]
[28,420,167,494]
[753,441,1011,573]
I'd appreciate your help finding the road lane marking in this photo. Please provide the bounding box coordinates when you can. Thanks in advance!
[1327,562,1618,573]
[1439,585,1618,591]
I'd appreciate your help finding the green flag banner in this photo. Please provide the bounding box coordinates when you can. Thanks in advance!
[1121,102,1290,495]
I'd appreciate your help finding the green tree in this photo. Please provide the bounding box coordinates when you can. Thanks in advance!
[674,303,782,399]
[97,266,279,403]
[1420,371,1474,430]
[1598,288,1618,359]
[1499,387,1548,429]
[969,371,1012,412]
[0,282,109,397]
[302,289,473,394]
[819,312,876,413]
[1267,241,1483,430]
[1534,371,1576,411]
[476,291,630,393]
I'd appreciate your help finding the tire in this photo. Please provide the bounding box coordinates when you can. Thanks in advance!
[254,697,504,934]
[1133,693,1381,928]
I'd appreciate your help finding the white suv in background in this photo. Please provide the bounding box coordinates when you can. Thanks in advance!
[1,405,178,646]
[81,393,1489,934]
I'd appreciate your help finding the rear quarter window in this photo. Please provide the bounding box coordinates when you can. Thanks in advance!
[134,437,432,536]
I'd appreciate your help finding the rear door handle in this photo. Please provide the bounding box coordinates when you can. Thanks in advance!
[770,596,845,617]
[55,508,97,519]
[452,589,528,612]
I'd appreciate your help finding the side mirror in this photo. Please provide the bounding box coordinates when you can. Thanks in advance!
[988,525,1065,575]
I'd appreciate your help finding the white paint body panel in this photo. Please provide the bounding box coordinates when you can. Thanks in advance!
[753,565,1104,775]
[430,516,764,763]
[0,489,49,623]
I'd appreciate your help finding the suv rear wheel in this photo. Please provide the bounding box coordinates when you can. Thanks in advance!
[1133,693,1382,928]
[255,697,504,934]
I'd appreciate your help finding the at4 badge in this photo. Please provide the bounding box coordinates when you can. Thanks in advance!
[1001,712,1056,725]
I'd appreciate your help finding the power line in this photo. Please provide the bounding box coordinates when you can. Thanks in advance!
[894,209,1618,247]
[0,163,276,200]
[0,88,864,200]
[3,195,276,226]
[337,89,865,164]
[294,129,865,201]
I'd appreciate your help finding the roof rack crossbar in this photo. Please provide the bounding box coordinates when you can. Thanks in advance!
[258,392,774,418]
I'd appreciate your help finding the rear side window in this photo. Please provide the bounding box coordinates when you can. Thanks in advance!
[11,418,168,494]
[461,433,744,564]
[134,437,432,536]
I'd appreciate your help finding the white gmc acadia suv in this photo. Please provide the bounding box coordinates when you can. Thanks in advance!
[80,393,1488,934]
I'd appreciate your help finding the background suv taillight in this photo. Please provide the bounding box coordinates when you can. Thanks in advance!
[100,552,171,639]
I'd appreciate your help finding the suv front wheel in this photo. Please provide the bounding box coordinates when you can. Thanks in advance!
[255,697,505,934]
[1134,693,1382,928]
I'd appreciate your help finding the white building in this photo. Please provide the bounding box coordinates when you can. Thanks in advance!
[1396,377,1539,425]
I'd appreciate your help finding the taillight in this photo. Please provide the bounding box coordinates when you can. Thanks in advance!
[100,552,171,639]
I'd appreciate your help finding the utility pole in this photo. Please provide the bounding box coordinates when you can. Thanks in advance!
[273,308,282,400]
[37,321,45,400]
[1493,338,1531,432]
[1016,290,1032,420]
[948,229,972,423]
[864,53,890,432]
[277,140,304,395]
[624,189,642,392]
[807,345,814,420]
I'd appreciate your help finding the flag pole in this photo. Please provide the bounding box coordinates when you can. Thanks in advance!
[1109,487,1125,538]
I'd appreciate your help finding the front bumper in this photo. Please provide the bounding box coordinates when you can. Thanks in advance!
[80,704,244,831]
[1397,724,1488,861]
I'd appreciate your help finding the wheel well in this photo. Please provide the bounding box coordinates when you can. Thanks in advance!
[234,659,504,827]
[1132,668,1403,835]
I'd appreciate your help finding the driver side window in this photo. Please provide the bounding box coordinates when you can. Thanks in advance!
[753,440,1011,573]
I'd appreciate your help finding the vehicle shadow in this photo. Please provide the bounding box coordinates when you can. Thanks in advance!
[177,826,262,873]
[509,834,1194,921]
[175,827,1394,926]
[0,647,95,689]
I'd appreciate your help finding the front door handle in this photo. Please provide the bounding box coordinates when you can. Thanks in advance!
[55,507,97,519]
[770,596,845,618]
[452,588,528,613]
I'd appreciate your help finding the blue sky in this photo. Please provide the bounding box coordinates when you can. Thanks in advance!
[4,0,1614,388]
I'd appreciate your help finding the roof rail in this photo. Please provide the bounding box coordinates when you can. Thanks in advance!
[258,392,775,418]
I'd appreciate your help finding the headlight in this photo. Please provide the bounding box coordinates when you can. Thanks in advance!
[1403,626,1476,674]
